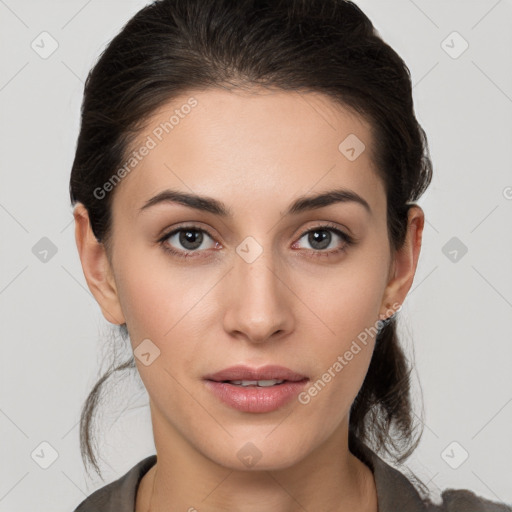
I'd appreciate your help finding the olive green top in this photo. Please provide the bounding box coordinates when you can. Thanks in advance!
[73,441,512,512]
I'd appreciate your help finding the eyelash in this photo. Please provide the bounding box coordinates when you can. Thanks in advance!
[157,222,354,260]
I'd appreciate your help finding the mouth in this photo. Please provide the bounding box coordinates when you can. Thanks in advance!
[203,365,309,413]
[203,364,309,384]
[215,379,300,387]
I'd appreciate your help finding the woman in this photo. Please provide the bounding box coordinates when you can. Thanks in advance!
[69,0,511,511]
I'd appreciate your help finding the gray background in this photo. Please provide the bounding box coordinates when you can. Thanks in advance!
[1,0,511,510]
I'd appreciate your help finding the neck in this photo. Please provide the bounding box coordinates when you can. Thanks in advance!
[137,422,377,512]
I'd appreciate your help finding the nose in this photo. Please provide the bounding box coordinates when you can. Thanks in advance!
[222,246,295,344]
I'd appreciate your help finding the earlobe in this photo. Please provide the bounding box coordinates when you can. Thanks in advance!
[380,205,425,319]
[73,203,126,325]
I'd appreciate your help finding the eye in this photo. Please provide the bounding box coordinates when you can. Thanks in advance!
[157,222,354,260]
[158,225,219,258]
[292,223,354,257]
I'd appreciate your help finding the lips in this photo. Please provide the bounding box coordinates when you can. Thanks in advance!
[204,364,308,383]
[204,366,310,413]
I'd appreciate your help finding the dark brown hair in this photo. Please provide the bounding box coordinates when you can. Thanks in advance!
[69,0,433,491]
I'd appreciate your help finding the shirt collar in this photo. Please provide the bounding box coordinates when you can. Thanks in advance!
[75,442,428,511]
[353,439,428,512]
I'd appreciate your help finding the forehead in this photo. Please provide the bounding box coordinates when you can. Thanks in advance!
[111,86,384,218]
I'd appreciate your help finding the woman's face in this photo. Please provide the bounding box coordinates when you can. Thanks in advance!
[83,87,418,471]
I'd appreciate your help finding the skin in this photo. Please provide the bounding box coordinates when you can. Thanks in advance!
[74,86,424,512]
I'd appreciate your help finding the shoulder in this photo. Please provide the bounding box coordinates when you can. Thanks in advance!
[351,439,512,512]
[72,455,157,512]
[426,488,512,512]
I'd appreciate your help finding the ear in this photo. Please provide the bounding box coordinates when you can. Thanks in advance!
[73,203,125,325]
[379,205,425,319]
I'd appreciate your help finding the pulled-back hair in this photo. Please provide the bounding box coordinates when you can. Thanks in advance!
[69,0,433,488]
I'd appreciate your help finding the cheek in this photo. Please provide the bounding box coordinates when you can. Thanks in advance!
[113,259,207,406]
[113,250,224,389]
[291,245,388,403]
[295,251,388,341]
[112,245,200,344]
[295,281,380,431]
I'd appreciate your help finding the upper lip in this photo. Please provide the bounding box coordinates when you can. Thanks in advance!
[204,365,309,382]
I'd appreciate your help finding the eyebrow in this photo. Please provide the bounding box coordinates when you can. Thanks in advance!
[138,187,371,217]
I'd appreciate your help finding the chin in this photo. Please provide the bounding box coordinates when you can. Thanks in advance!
[205,434,311,472]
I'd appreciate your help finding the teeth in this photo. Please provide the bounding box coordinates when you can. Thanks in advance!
[229,379,285,387]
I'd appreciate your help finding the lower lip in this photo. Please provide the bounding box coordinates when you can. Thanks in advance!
[204,379,309,413]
